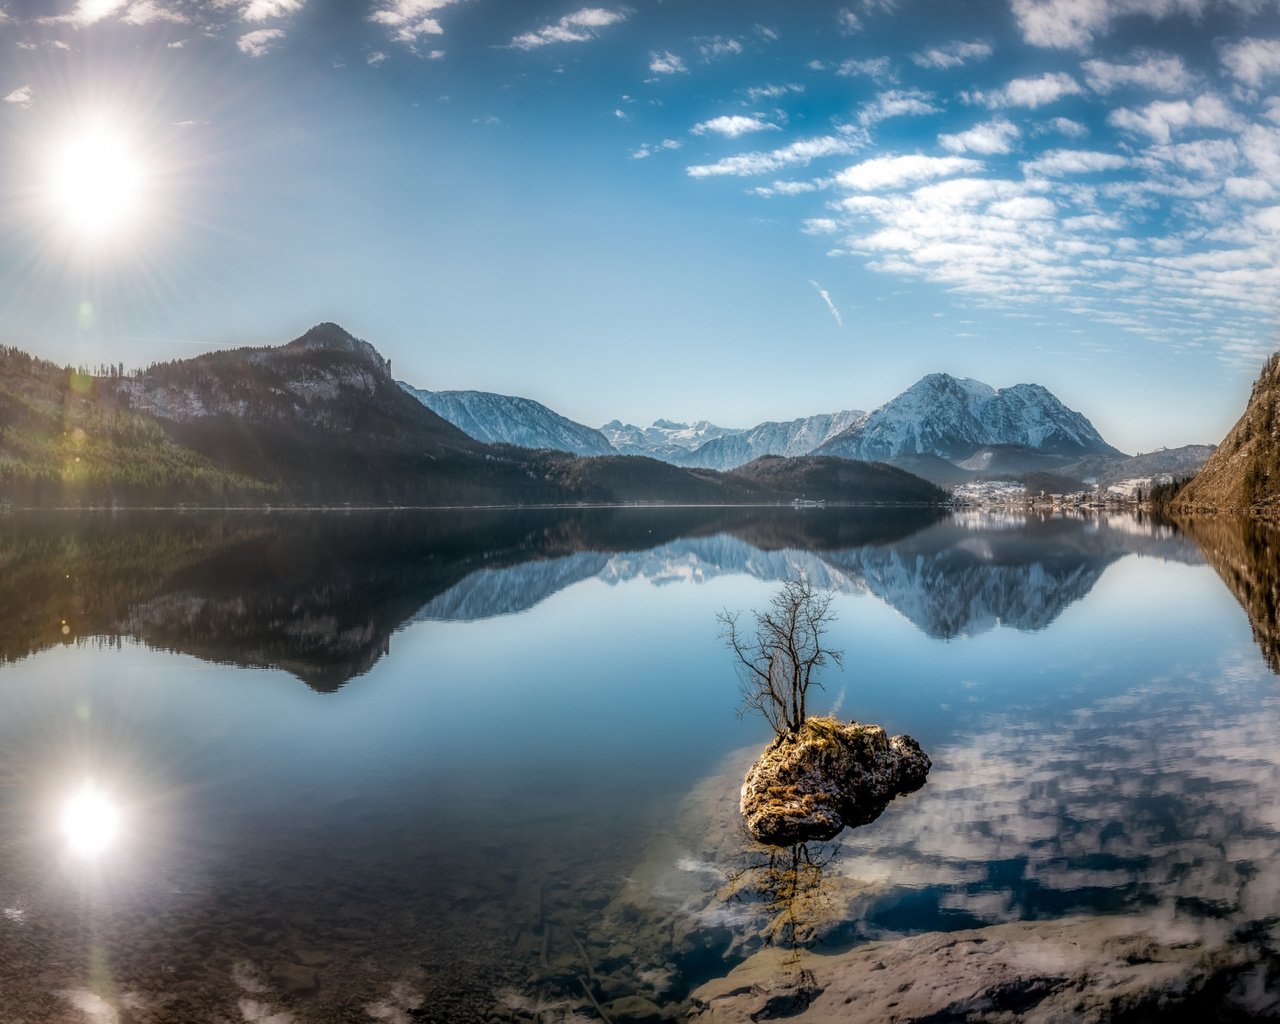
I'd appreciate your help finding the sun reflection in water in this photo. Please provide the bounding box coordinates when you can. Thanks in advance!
[61,781,121,858]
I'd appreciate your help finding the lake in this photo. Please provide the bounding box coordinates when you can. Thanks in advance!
[0,507,1277,1023]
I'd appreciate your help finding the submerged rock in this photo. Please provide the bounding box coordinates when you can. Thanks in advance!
[739,717,929,845]
[688,915,1266,1023]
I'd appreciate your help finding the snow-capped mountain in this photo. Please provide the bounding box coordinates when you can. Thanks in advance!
[680,411,867,470]
[399,383,614,456]
[817,373,1118,462]
[599,418,742,460]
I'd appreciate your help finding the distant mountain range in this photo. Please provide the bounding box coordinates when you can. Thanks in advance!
[402,366,1213,491]
[0,324,945,508]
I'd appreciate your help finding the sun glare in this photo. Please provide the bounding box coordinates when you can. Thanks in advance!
[48,123,146,242]
[61,781,122,858]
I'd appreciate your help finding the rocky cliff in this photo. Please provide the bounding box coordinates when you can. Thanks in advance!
[1174,352,1280,515]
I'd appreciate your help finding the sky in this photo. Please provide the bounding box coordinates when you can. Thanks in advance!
[2,0,1280,453]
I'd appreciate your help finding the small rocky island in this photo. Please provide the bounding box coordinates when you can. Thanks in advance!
[721,576,931,846]
[740,716,930,844]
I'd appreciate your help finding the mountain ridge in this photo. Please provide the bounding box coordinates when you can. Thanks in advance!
[399,383,615,456]
[0,324,949,508]
[817,372,1120,462]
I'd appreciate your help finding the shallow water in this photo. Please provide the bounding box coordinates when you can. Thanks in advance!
[0,507,1275,1022]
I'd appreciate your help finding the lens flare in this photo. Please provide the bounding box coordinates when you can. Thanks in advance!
[61,781,121,858]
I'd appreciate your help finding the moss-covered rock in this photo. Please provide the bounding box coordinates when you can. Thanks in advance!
[739,717,930,845]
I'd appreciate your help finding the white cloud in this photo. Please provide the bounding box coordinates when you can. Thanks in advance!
[989,195,1057,219]
[370,0,463,45]
[237,27,284,56]
[1108,94,1241,143]
[509,6,628,49]
[241,0,302,20]
[1082,52,1193,93]
[910,40,993,69]
[1150,138,1241,177]
[835,154,982,191]
[752,180,827,198]
[1042,116,1090,138]
[687,135,863,178]
[745,83,803,102]
[367,50,388,66]
[809,280,844,327]
[966,72,1084,108]
[939,118,1020,155]
[631,138,682,160]
[1023,149,1131,175]
[691,115,779,138]
[649,50,686,75]
[1220,37,1280,88]
[40,0,125,27]
[120,0,188,23]
[698,36,743,61]
[857,88,939,127]
[1011,0,1208,51]
[836,57,895,82]
[836,0,896,34]
[836,7,863,33]
[3,85,32,108]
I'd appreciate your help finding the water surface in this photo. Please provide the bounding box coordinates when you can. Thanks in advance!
[0,507,1275,1022]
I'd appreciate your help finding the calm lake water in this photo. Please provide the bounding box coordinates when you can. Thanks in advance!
[0,507,1277,1023]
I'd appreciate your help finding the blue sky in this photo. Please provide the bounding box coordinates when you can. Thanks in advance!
[2,0,1280,452]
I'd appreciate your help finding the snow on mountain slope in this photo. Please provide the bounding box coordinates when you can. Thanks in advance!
[399,383,614,456]
[818,373,1118,462]
[682,410,867,470]
[599,419,742,460]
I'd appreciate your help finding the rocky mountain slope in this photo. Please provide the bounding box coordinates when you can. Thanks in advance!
[399,383,614,456]
[680,411,866,470]
[601,418,740,460]
[1172,353,1280,515]
[818,373,1118,462]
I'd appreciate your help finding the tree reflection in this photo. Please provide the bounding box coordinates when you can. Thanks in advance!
[721,842,839,959]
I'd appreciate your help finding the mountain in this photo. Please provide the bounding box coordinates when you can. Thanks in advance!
[0,343,269,505]
[108,323,580,506]
[680,411,866,470]
[817,373,1120,462]
[0,324,950,508]
[600,418,741,461]
[1171,353,1280,515]
[398,383,614,456]
[1063,445,1215,489]
[726,455,947,504]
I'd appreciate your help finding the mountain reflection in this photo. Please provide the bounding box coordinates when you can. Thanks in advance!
[0,507,1206,690]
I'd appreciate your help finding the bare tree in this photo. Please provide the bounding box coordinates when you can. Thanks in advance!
[718,575,844,737]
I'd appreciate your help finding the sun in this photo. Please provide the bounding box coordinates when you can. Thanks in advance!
[60,780,122,858]
[47,121,147,242]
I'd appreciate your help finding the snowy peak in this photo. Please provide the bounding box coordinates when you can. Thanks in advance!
[682,410,867,470]
[600,418,742,459]
[399,384,614,456]
[818,372,1117,462]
